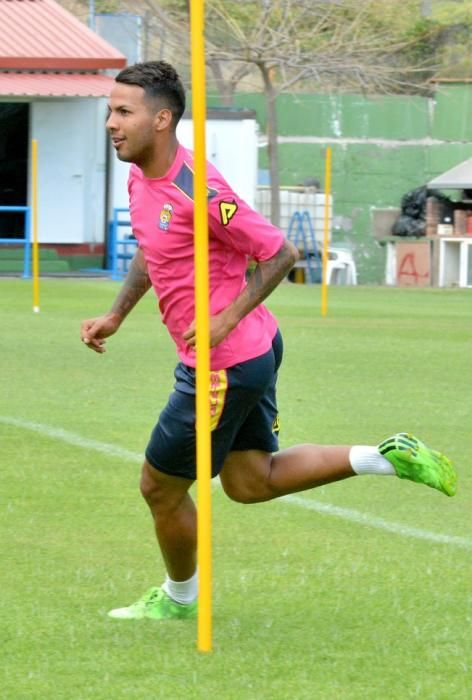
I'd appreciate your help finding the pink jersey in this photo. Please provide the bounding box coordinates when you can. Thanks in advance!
[128,144,285,369]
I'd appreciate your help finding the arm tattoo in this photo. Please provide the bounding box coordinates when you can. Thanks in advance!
[246,241,297,307]
[110,248,152,320]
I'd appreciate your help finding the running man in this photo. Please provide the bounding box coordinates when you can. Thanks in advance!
[81,61,457,621]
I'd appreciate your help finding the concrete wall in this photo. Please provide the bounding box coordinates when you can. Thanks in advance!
[223,83,472,283]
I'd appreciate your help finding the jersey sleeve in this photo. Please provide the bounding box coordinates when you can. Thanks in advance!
[208,187,285,262]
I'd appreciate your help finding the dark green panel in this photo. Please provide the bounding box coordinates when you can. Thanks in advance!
[340,95,430,139]
[273,143,347,186]
[343,144,425,177]
[425,143,472,181]
[232,92,430,139]
[276,94,342,137]
[432,84,472,140]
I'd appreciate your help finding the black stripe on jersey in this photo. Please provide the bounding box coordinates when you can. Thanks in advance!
[172,161,219,202]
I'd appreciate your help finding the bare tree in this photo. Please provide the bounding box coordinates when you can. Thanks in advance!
[198,0,437,224]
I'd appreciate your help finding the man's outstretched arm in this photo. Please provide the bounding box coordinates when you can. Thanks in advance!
[183,239,299,348]
[81,247,152,353]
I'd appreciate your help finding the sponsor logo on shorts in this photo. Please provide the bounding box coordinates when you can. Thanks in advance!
[272,414,280,434]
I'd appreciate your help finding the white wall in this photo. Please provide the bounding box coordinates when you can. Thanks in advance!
[31,98,107,244]
[108,139,130,216]
[177,117,258,208]
[108,116,259,214]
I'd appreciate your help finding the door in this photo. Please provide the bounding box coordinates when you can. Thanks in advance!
[32,100,89,243]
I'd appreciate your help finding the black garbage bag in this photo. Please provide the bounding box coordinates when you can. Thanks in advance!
[392,215,426,237]
[400,186,428,218]
[392,186,454,237]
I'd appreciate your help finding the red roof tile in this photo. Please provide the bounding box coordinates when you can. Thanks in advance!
[0,71,115,96]
[0,0,126,70]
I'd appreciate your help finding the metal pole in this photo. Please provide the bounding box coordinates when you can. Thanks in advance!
[190,0,212,653]
[32,139,40,313]
[88,0,95,31]
[321,147,332,317]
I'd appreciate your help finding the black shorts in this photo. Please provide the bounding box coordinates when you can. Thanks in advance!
[145,329,283,480]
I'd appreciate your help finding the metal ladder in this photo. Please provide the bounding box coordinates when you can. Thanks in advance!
[287,210,321,283]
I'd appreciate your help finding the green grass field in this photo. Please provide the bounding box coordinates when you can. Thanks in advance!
[1,278,471,699]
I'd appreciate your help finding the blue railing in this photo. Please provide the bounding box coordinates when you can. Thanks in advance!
[0,206,32,278]
[108,207,136,280]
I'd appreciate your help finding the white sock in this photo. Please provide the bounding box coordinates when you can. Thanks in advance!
[162,571,198,605]
[349,445,396,476]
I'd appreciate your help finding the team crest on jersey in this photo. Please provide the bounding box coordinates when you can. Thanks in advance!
[158,203,174,231]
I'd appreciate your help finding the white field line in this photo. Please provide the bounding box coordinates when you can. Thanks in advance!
[2,415,471,551]
[0,416,142,463]
[281,495,472,550]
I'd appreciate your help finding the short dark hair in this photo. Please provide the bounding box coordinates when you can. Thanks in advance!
[115,61,186,127]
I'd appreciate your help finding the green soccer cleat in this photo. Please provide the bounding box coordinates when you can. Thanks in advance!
[378,432,457,497]
[107,586,197,620]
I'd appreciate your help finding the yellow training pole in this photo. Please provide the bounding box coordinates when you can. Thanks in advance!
[190,0,212,652]
[32,139,40,313]
[320,146,332,317]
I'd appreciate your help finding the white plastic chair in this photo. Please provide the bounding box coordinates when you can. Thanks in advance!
[327,249,357,285]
